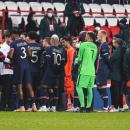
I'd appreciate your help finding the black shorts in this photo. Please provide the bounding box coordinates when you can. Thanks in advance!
[31,72,41,90]
[96,67,109,86]
[14,66,31,84]
[41,70,60,88]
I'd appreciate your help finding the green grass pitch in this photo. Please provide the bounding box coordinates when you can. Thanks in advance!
[0,112,130,130]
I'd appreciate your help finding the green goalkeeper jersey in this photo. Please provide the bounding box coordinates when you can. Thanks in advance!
[78,41,98,76]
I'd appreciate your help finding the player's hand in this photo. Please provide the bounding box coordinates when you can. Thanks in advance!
[27,46,32,57]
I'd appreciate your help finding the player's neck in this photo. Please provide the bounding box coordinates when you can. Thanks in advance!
[87,40,93,43]
[66,44,71,49]
[101,38,107,44]
[15,36,20,40]
[29,40,36,43]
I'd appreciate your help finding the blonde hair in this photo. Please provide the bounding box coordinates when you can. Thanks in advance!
[51,34,59,46]
[99,30,107,37]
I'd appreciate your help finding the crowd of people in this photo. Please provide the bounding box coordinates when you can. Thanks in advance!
[0,0,85,39]
[0,27,130,112]
[0,1,130,112]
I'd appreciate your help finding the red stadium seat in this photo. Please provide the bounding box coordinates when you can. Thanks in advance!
[110,26,120,35]
[84,25,96,32]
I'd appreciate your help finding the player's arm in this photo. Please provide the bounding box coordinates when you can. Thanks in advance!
[0,45,6,60]
[101,44,110,65]
[8,48,14,59]
[8,42,15,59]
[66,49,74,77]
[45,47,51,65]
[61,49,67,66]
[78,44,84,65]
[27,46,32,57]
[93,47,98,62]
[40,49,45,67]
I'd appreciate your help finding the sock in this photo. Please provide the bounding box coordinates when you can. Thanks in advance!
[86,87,93,108]
[123,95,127,105]
[74,98,79,107]
[52,88,59,107]
[46,99,50,108]
[74,91,79,107]
[67,98,72,109]
[102,88,109,108]
[103,98,108,108]
[76,86,85,107]
[98,87,109,108]
[52,98,58,107]
[30,97,35,106]
[39,99,43,107]
[19,99,24,107]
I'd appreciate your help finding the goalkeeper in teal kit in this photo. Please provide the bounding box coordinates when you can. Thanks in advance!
[76,32,98,112]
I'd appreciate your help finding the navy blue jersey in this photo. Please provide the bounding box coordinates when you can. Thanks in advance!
[97,42,110,70]
[46,45,66,74]
[96,42,110,85]
[29,43,44,72]
[10,38,29,67]
[40,47,49,72]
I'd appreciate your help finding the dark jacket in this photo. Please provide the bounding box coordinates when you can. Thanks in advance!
[109,47,124,81]
[26,20,39,33]
[64,1,85,17]
[67,15,85,37]
[120,24,130,44]
[39,16,59,39]
[124,44,130,80]
[64,1,85,36]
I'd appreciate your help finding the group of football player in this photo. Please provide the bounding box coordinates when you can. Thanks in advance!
[0,29,130,113]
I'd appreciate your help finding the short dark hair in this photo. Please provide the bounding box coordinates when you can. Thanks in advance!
[27,12,35,22]
[62,36,72,45]
[79,31,87,42]
[113,34,122,39]
[44,37,51,45]
[21,32,27,37]
[119,18,127,25]
[87,31,96,42]
[28,31,37,40]
[113,39,124,46]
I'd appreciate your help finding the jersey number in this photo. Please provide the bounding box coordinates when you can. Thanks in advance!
[20,47,27,59]
[53,52,61,65]
[31,51,38,63]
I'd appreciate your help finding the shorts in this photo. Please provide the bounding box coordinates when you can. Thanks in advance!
[41,69,60,88]
[14,66,31,84]
[76,75,95,88]
[96,63,109,86]
[96,67,109,86]
[31,72,41,91]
